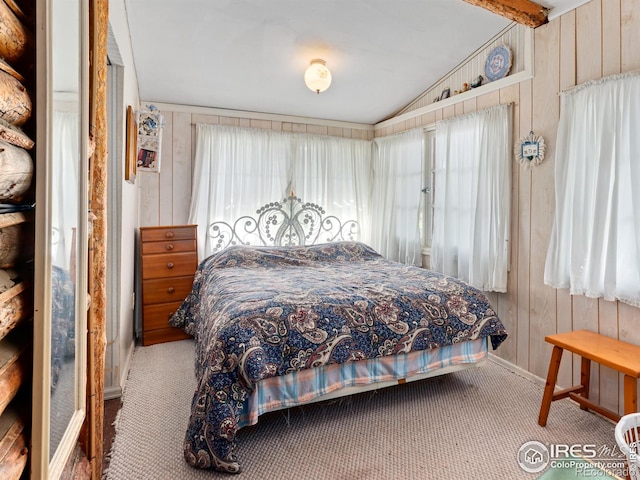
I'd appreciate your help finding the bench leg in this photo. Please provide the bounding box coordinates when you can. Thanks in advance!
[579,357,591,410]
[539,346,564,427]
[623,375,637,415]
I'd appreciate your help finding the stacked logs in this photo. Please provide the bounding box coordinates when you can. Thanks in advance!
[0,1,34,479]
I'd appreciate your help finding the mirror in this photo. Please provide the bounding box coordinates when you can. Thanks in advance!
[50,0,81,462]
[33,0,89,478]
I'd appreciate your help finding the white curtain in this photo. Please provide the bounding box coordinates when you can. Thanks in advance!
[189,124,371,259]
[431,104,512,292]
[52,110,80,270]
[292,134,372,245]
[189,125,291,259]
[544,73,640,306]
[370,129,423,265]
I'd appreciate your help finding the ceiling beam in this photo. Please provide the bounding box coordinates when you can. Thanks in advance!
[463,0,549,28]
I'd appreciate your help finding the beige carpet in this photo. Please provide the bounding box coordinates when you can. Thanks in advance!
[103,339,618,480]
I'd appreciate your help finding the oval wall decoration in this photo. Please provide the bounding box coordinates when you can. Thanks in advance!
[485,45,512,82]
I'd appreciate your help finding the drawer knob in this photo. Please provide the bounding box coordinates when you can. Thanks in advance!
[165,231,174,238]
[167,287,175,294]
[167,262,174,269]
[166,243,174,250]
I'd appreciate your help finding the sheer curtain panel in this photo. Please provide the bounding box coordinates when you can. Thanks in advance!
[189,124,291,259]
[370,129,424,265]
[431,104,512,292]
[52,110,80,269]
[189,124,371,259]
[544,73,640,306]
[292,134,372,246]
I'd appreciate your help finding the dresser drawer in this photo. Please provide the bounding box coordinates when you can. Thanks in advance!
[140,225,196,243]
[141,239,197,255]
[141,252,197,279]
[142,276,193,305]
[142,301,184,331]
[142,327,191,346]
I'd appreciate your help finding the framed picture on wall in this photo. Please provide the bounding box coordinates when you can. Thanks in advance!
[136,106,163,172]
[125,105,137,183]
[136,134,161,172]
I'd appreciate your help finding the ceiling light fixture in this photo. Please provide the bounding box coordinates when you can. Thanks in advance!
[304,58,332,94]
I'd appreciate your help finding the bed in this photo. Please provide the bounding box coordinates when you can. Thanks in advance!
[169,196,508,473]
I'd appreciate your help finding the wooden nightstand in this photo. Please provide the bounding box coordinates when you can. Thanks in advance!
[139,225,197,346]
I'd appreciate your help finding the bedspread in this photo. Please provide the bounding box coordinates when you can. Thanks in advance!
[170,241,507,472]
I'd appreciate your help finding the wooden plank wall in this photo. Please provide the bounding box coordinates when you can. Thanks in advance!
[376,0,640,415]
[138,0,640,416]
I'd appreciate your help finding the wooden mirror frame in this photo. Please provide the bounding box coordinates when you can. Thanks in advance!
[125,105,137,183]
[32,0,90,478]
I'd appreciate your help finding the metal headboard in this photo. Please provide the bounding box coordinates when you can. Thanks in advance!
[208,194,359,253]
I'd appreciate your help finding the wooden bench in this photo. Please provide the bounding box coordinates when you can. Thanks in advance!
[538,330,640,426]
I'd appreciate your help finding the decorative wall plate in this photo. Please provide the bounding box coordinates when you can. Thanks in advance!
[485,45,512,82]
[515,131,545,168]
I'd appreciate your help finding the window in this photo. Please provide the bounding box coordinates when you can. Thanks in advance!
[544,73,640,306]
[189,124,371,259]
[370,129,424,265]
[420,129,436,251]
[430,104,512,293]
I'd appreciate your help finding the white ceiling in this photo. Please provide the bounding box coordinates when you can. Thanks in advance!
[125,0,587,125]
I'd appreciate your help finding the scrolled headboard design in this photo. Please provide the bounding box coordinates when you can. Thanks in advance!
[208,195,359,253]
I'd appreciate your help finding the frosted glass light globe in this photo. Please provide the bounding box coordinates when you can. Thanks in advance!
[304,59,332,94]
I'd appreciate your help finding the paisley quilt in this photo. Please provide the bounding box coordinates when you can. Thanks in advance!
[170,241,508,473]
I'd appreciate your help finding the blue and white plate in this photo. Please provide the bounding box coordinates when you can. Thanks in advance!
[485,45,512,82]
